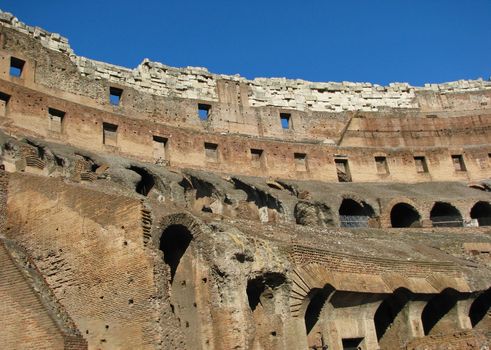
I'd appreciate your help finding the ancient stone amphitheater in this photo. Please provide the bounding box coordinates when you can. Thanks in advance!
[0,9,490,350]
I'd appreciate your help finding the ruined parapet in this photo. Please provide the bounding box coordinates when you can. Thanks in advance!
[1,9,490,113]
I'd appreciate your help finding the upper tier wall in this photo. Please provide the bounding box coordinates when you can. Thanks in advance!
[1,9,490,114]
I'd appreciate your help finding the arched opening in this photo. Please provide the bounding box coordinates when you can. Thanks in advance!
[470,201,491,227]
[159,224,193,283]
[469,288,491,327]
[128,166,155,196]
[421,289,458,335]
[430,202,463,227]
[246,273,286,312]
[339,198,374,228]
[390,203,420,228]
[304,285,333,336]
[374,289,410,341]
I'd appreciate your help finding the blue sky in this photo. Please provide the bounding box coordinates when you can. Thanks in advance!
[2,1,490,86]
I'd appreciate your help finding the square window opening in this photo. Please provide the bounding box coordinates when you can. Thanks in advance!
[10,57,25,77]
[280,113,291,129]
[153,135,168,160]
[103,122,118,146]
[109,87,123,106]
[375,156,389,174]
[251,148,264,167]
[342,337,364,350]
[294,152,307,171]
[451,154,466,171]
[0,92,11,117]
[204,142,218,161]
[414,156,428,173]
[198,104,211,121]
[335,158,352,182]
[48,108,65,133]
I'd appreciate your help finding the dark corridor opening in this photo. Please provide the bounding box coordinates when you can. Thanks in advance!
[430,202,463,227]
[374,289,410,340]
[390,203,420,228]
[421,289,458,335]
[469,288,491,327]
[128,166,155,196]
[159,225,193,283]
[470,201,491,227]
[339,198,374,228]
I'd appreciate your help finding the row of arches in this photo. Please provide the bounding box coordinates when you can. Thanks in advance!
[337,198,491,228]
[303,286,491,350]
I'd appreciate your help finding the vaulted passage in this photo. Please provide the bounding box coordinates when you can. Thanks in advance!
[128,166,155,196]
[470,201,491,227]
[421,289,458,335]
[338,198,374,228]
[304,285,333,338]
[469,288,491,327]
[374,289,410,341]
[159,225,193,282]
[430,202,463,227]
[390,203,420,228]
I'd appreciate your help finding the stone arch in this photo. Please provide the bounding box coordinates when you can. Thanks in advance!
[338,197,375,228]
[470,201,491,227]
[469,288,491,328]
[430,202,463,227]
[421,288,459,335]
[390,202,421,228]
[304,285,334,335]
[374,288,411,342]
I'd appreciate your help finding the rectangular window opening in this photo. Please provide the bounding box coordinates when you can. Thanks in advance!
[335,158,352,182]
[204,142,218,162]
[48,108,65,133]
[103,122,118,146]
[451,154,466,171]
[342,337,364,350]
[109,87,123,106]
[153,135,168,161]
[375,156,389,174]
[10,57,25,77]
[0,92,11,117]
[251,148,264,168]
[294,152,307,171]
[280,113,291,129]
[198,103,211,121]
[414,156,428,173]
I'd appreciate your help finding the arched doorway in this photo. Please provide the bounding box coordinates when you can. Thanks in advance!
[390,203,420,228]
[430,202,463,227]
[374,289,410,342]
[339,198,374,228]
[159,224,193,283]
[469,288,491,328]
[470,201,491,227]
[421,289,458,335]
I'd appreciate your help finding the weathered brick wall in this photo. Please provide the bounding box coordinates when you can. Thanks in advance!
[0,241,66,349]
[5,173,163,349]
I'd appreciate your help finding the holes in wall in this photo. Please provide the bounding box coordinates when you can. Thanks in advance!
[470,201,491,227]
[338,198,374,228]
[128,166,155,196]
[294,152,307,172]
[198,103,211,121]
[430,202,463,227]
[250,148,264,168]
[335,158,351,182]
[109,87,123,106]
[160,224,193,283]
[246,273,285,312]
[48,108,65,133]
[390,203,420,228]
[153,135,168,162]
[414,156,428,173]
[0,91,11,117]
[103,122,118,146]
[204,142,218,162]
[375,156,389,175]
[280,112,291,129]
[451,154,466,172]
[10,57,25,77]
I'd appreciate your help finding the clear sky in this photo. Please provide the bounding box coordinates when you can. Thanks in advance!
[1,0,490,86]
